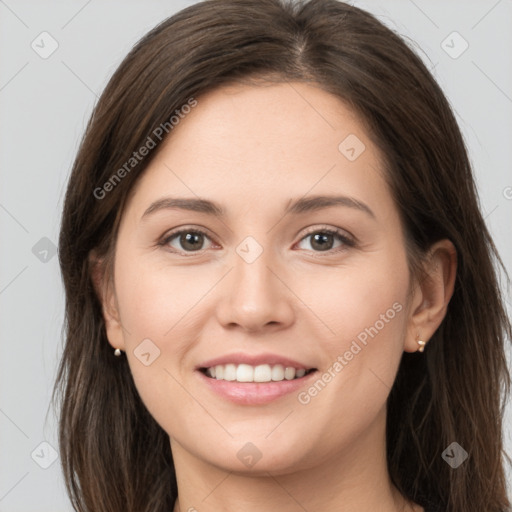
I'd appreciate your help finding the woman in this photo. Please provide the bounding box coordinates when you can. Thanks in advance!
[53,0,512,511]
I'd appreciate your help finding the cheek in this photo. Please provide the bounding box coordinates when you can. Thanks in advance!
[112,255,205,432]
[114,253,199,341]
[310,250,410,352]
[301,249,410,429]
[295,251,409,442]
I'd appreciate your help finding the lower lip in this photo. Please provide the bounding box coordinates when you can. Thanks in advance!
[196,370,317,405]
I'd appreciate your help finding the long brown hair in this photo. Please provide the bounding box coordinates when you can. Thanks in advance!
[52,0,512,511]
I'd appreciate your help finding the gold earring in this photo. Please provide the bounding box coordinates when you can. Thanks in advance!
[114,348,122,357]
[417,340,426,352]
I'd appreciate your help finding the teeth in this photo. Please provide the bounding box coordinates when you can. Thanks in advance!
[271,364,285,381]
[284,367,296,380]
[205,363,312,382]
[224,363,236,381]
[254,364,272,382]
[236,364,253,382]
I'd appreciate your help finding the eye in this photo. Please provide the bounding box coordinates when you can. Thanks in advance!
[296,227,355,253]
[160,228,214,254]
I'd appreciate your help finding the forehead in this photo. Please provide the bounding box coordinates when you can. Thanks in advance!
[124,81,395,224]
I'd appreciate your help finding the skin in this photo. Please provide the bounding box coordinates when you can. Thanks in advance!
[92,81,457,512]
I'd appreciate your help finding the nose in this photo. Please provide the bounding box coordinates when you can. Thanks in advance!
[215,247,295,333]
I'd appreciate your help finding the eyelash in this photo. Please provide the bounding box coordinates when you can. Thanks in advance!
[158,225,356,257]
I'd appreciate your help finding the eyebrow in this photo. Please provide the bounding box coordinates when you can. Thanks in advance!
[141,194,375,220]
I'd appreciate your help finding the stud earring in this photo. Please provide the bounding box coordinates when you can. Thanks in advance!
[114,348,122,357]
[417,339,427,353]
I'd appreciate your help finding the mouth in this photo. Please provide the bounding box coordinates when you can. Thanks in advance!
[195,353,319,404]
[199,364,317,383]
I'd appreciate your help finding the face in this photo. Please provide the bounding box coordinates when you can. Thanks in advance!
[101,81,418,475]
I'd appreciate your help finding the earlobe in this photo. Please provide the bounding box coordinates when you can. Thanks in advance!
[88,250,126,352]
[405,239,457,353]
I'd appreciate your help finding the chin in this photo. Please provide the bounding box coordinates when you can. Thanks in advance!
[193,434,314,475]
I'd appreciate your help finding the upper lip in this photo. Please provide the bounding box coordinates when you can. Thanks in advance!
[197,352,316,370]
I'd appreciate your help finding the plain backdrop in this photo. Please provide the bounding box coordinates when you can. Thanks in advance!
[1,1,511,510]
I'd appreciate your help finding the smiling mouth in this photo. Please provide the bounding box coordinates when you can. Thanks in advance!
[199,363,317,383]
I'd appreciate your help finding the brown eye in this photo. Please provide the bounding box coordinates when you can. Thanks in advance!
[309,232,335,251]
[162,229,213,253]
[296,228,355,253]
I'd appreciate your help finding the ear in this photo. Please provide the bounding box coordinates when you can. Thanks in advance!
[404,239,457,353]
[89,250,126,352]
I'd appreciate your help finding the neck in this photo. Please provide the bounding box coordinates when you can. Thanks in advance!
[169,407,422,512]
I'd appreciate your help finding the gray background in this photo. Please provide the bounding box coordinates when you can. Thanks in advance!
[1,0,511,510]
